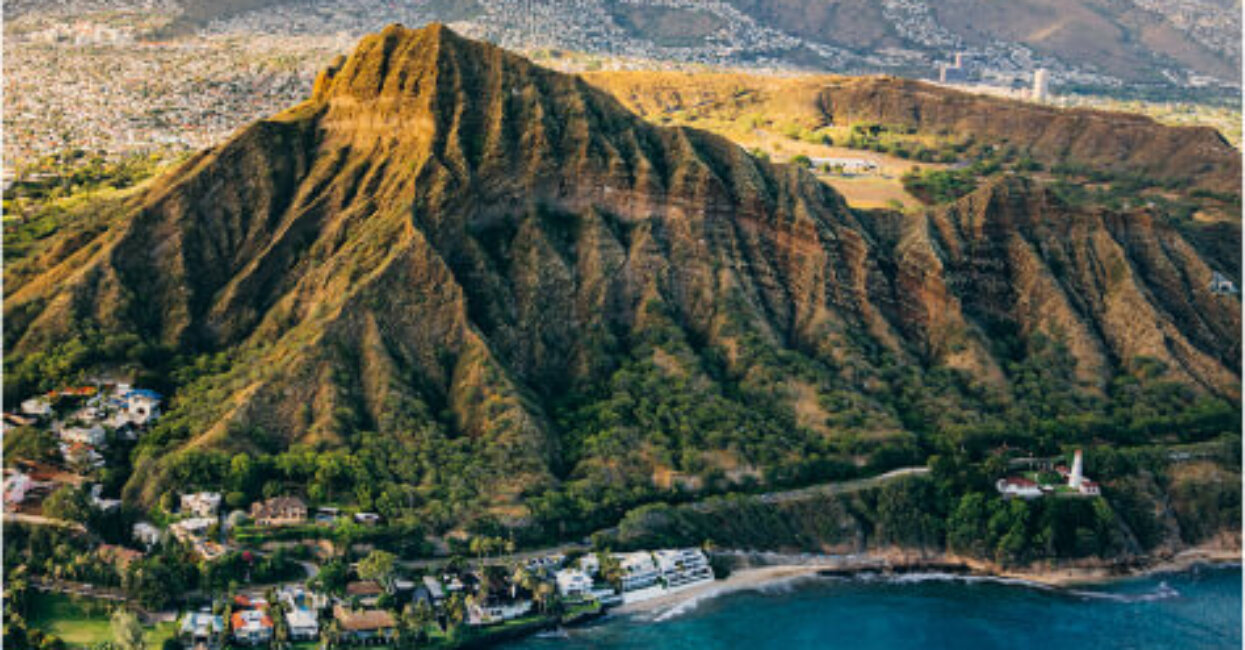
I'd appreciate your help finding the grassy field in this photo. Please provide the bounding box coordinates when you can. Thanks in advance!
[25,592,178,649]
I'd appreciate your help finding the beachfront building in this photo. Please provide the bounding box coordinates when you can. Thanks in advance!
[654,549,714,589]
[333,606,396,645]
[468,599,534,626]
[555,568,594,597]
[180,612,224,650]
[616,552,661,592]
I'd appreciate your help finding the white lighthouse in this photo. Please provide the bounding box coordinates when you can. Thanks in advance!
[1068,449,1084,489]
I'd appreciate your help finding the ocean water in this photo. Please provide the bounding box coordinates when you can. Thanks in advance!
[514,565,1242,650]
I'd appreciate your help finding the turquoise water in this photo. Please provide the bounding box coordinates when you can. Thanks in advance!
[514,565,1242,650]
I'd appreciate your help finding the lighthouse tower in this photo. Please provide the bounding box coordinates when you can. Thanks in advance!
[1068,449,1084,489]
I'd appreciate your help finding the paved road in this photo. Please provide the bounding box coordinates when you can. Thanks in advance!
[398,466,929,570]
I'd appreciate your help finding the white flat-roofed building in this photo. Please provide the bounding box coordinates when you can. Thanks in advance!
[654,548,714,589]
[285,608,319,641]
[555,568,594,597]
[616,552,660,592]
[133,521,162,548]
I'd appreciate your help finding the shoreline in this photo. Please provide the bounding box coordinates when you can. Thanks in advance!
[607,544,1242,619]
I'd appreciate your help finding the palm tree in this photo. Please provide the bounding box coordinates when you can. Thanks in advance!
[444,593,467,640]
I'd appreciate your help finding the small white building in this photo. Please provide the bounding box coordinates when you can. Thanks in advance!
[4,472,31,507]
[554,568,594,597]
[996,477,1042,499]
[133,522,163,548]
[181,492,222,518]
[286,608,319,641]
[468,599,533,626]
[20,398,53,417]
[60,425,106,447]
[179,612,223,649]
[123,389,162,425]
[577,554,600,576]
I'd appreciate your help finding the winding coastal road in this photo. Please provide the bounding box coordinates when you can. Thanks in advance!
[398,465,930,570]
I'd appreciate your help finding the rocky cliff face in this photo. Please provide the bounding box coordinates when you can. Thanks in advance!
[3,25,1239,515]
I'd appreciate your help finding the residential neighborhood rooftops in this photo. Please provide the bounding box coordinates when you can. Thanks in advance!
[346,580,384,596]
[333,606,395,631]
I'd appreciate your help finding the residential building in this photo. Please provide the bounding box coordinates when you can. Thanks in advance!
[468,599,533,626]
[133,521,162,548]
[98,544,144,571]
[123,389,162,425]
[20,397,53,417]
[60,425,106,447]
[346,580,384,607]
[353,512,382,526]
[654,549,713,589]
[231,610,274,645]
[250,496,307,527]
[577,554,600,576]
[554,568,593,597]
[616,552,660,592]
[333,606,396,644]
[996,477,1042,499]
[179,612,224,650]
[286,608,319,641]
[421,575,445,603]
[181,492,222,518]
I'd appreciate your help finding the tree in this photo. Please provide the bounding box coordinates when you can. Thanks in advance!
[312,559,349,596]
[110,610,145,650]
[357,550,396,590]
[444,593,467,639]
[43,486,91,523]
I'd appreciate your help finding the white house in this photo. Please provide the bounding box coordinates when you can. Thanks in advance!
[653,549,714,589]
[468,599,533,626]
[285,608,319,641]
[60,425,106,447]
[123,389,162,423]
[577,554,600,576]
[554,568,594,597]
[133,521,162,548]
[181,492,222,518]
[180,612,223,650]
[230,610,273,645]
[20,398,53,417]
[996,477,1042,499]
[616,552,660,592]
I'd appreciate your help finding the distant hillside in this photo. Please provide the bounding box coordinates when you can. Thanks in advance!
[584,71,1243,194]
[4,26,1240,542]
[7,0,1239,90]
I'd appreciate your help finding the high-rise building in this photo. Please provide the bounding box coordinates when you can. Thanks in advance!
[1032,68,1050,102]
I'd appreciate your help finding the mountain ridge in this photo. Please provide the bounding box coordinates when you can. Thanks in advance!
[3,25,1239,531]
